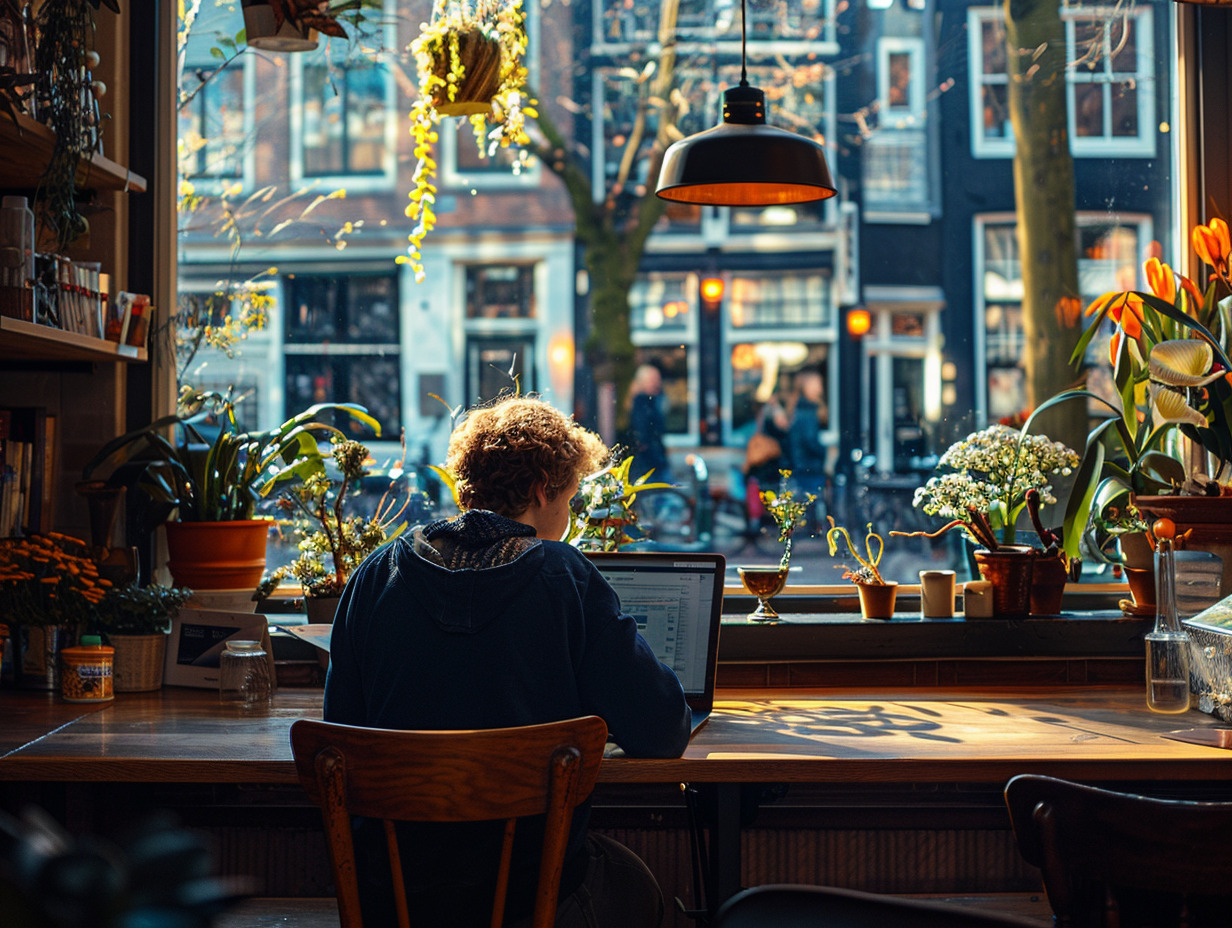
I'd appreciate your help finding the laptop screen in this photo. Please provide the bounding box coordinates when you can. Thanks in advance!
[585,552,724,697]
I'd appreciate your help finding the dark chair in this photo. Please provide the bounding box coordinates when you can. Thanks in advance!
[289,715,608,928]
[711,885,1045,928]
[1005,773,1232,927]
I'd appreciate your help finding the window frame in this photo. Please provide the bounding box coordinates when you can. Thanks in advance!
[967,4,1156,159]
[288,22,399,192]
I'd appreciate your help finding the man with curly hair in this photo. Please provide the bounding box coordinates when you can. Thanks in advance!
[325,394,692,928]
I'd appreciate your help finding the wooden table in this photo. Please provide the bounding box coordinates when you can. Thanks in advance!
[3,685,1230,913]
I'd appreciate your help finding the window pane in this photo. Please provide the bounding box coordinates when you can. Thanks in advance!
[1073,83,1104,138]
[466,265,535,319]
[302,62,387,177]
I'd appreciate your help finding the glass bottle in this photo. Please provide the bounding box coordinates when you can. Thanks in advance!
[219,639,273,708]
[1145,533,1191,714]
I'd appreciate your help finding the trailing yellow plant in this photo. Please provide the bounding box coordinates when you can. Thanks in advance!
[400,0,533,282]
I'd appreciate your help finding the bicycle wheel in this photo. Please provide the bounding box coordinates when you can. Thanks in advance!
[634,488,698,546]
[708,495,759,554]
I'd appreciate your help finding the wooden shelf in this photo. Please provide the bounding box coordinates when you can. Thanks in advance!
[0,316,146,362]
[0,112,147,193]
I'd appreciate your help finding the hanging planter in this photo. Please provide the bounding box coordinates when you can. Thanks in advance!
[429,29,503,116]
[403,0,532,282]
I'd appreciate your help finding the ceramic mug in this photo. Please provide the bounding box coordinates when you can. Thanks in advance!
[919,569,956,618]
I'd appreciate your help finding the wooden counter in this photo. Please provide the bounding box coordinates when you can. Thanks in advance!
[2,685,1228,786]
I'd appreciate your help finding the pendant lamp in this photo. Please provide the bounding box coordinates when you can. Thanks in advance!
[654,0,837,206]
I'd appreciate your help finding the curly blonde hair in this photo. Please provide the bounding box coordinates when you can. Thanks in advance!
[447,396,609,517]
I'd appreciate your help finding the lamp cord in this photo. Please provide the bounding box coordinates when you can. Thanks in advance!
[739,0,748,86]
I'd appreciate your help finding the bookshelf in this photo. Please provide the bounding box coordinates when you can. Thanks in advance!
[1,317,146,363]
[0,112,147,193]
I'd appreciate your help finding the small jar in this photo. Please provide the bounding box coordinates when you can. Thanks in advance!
[61,635,114,703]
[219,639,273,708]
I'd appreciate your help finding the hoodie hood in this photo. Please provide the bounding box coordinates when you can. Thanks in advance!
[398,510,545,633]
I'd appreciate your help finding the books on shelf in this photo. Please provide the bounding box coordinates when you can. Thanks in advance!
[0,406,54,538]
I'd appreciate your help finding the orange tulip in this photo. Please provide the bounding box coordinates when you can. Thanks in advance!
[1193,217,1231,275]
[1144,257,1176,303]
[1110,293,1144,339]
[1085,292,1118,318]
[1179,273,1204,311]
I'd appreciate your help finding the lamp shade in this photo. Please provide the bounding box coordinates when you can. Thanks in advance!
[656,84,837,206]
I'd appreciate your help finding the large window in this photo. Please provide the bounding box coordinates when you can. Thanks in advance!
[969,4,1156,158]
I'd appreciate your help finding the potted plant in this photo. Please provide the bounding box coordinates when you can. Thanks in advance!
[90,582,193,692]
[736,472,813,622]
[241,0,378,52]
[1040,216,1232,594]
[81,389,380,591]
[825,516,896,620]
[898,424,1079,619]
[566,451,674,553]
[0,533,108,690]
[266,436,413,622]
[402,0,531,282]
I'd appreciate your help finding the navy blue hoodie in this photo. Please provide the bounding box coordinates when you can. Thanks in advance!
[324,510,691,925]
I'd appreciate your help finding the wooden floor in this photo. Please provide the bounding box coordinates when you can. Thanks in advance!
[216,892,1054,927]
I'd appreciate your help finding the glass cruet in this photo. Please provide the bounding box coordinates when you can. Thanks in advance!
[1144,519,1191,714]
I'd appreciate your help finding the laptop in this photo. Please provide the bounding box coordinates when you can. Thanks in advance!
[585,551,725,737]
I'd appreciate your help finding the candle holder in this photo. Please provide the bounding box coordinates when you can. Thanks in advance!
[738,566,789,622]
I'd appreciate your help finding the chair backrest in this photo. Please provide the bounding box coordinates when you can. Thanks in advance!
[712,884,1045,928]
[1004,774,1232,928]
[290,715,608,928]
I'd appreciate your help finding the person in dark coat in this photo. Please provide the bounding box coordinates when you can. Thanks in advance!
[325,395,691,928]
[627,363,671,484]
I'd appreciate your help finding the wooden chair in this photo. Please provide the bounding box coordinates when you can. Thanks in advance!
[1004,773,1232,927]
[711,885,1044,928]
[289,715,608,928]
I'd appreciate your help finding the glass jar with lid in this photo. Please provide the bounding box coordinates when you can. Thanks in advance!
[219,639,273,708]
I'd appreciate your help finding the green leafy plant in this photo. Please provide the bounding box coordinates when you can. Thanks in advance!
[760,471,815,571]
[567,452,673,552]
[825,516,887,585]
[269,436,413,598]
[81,388,381,523]
[91,583,193,636]
[1030,214,1232,559]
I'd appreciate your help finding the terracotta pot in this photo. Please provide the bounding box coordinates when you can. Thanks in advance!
[430,29,502,116]
[164,520,270,591]
[1134,495,1232,597]
[972,546,1034,619]
[856,581,898,620]
[109,633,167,692]
[1029,553,1068,617]
[1124,566,1156,610]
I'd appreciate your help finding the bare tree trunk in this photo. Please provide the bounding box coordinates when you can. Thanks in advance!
[1004,0,1086,452]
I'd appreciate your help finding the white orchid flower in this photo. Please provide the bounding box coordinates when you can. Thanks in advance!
[1148,340,1225,387]
[1149,383,1207,429]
